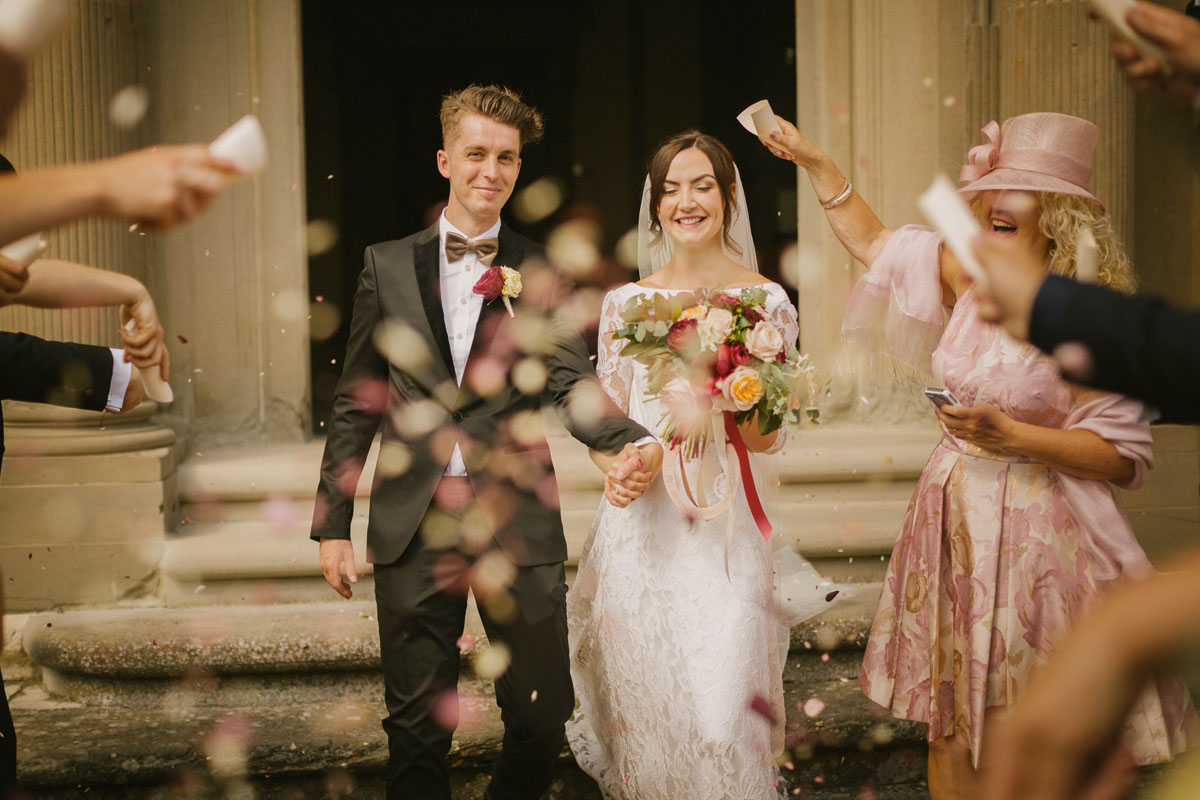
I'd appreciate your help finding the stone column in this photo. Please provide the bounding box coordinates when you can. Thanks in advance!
[0,1,179,610]
[986,0,1135,245]
[794,0,1133,417]
[794,0,972,421]
[137,0,310,449]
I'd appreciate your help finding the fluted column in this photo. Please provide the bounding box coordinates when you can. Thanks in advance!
[0,1,175,613]
[988,0,1135,244]
[795,0,973,421]
[0,0,145,345]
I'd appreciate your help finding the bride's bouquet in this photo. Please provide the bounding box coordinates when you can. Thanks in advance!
[613,287,820,460]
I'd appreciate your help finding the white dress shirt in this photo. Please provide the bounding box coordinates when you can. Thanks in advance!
[438,211,501,477]
[105,349,133,412]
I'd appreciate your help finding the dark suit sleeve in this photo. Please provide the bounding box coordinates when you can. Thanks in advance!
[311,248,388,541]
[1029,275,1200,423]
[0,331,113,410]
[540,273,650,454]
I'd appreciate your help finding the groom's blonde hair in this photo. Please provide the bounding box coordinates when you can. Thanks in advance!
[440,85,544,150]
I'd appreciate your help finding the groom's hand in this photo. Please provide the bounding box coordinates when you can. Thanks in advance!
[604,442,663,508]
[319,537,359,599]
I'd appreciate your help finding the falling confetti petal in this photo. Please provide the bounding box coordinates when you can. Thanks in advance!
[748,693,779,725]
[109,85,149,129]
[305,218,339,256]
[473,642,512,679]
[512,176,567,224]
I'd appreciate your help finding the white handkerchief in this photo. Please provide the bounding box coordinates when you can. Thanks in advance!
[736,100,782,139]
[0,231,44,267]
[917,174,987,286]
[1087,0,1168,69]
[210,115,269,175]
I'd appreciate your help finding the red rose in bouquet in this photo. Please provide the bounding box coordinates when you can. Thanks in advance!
[666,317,699,352]
[714,342,751,378]
[742,305,765,324]
[710,293,740,312]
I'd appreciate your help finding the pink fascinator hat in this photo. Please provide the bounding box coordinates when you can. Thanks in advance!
[959,112,1103,210]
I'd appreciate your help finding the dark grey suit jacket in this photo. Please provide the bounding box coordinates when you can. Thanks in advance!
[311,222,649,566]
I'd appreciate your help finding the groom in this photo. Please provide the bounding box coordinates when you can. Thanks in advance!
[312,85,661,800]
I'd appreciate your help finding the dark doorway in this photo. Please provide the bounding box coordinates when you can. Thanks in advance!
[302,0,798,433]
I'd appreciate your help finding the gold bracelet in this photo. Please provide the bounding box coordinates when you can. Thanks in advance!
[820,179,853,210]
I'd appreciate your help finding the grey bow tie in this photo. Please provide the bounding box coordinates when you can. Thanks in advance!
[445,232,498,265]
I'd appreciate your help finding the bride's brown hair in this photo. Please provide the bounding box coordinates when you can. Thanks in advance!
[647,131,741,255]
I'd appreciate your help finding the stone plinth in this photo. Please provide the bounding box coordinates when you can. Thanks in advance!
[0,401,175,612]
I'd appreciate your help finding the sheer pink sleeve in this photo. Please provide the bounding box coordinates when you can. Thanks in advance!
[596,288,633,414]
[840,225,946,372]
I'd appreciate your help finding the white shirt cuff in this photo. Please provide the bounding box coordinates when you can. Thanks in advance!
[632,435,659,448]
[106,349,132,412]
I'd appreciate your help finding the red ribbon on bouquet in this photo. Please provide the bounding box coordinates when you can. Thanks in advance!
[723,411,773,540]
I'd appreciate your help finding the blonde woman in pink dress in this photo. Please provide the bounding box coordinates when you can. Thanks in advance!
[761,112,1198,798]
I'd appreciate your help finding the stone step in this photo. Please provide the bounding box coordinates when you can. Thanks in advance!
[25,584,881,689]
[165,427,918,604]
[12,587,912,796]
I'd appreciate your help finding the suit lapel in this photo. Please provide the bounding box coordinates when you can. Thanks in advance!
[412,227,456,380]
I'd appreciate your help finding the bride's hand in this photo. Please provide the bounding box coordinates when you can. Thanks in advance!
[604,442,662,507]
[761,116,823,169]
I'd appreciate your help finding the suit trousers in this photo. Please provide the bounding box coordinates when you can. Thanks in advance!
[374,487,573,800]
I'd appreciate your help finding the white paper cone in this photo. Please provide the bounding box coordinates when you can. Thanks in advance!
[123,319,173,403]
[1075,227,1099,284]
[0,231,44,267]
[209,114,269,175]
[917,174,987,287]
[736,100,782,139]
[0,0,68,58]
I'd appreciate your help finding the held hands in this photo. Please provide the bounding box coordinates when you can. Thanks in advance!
[1110,2,1200,104]
[936,402,1018,453]
[91,145,239,231]
[319,537,359,599]
[604,441,663,508]
[118,286,170,381]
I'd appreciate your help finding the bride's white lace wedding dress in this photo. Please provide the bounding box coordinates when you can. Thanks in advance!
[566,281,833,800]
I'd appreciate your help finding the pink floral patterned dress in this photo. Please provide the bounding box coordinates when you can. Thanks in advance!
[849,226,1197,766]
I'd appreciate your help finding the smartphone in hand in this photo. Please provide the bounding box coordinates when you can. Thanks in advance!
[924,387,961,409]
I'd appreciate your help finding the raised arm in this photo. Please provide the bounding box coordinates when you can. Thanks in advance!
[761,116,891,268]
[0,144,237,245]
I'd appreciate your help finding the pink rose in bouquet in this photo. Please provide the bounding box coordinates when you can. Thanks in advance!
[745,320,784,361]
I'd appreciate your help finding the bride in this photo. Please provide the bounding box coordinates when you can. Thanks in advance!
[565,131,840,798]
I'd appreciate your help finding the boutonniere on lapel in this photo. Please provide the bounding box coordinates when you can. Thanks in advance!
[472,265,522,318]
